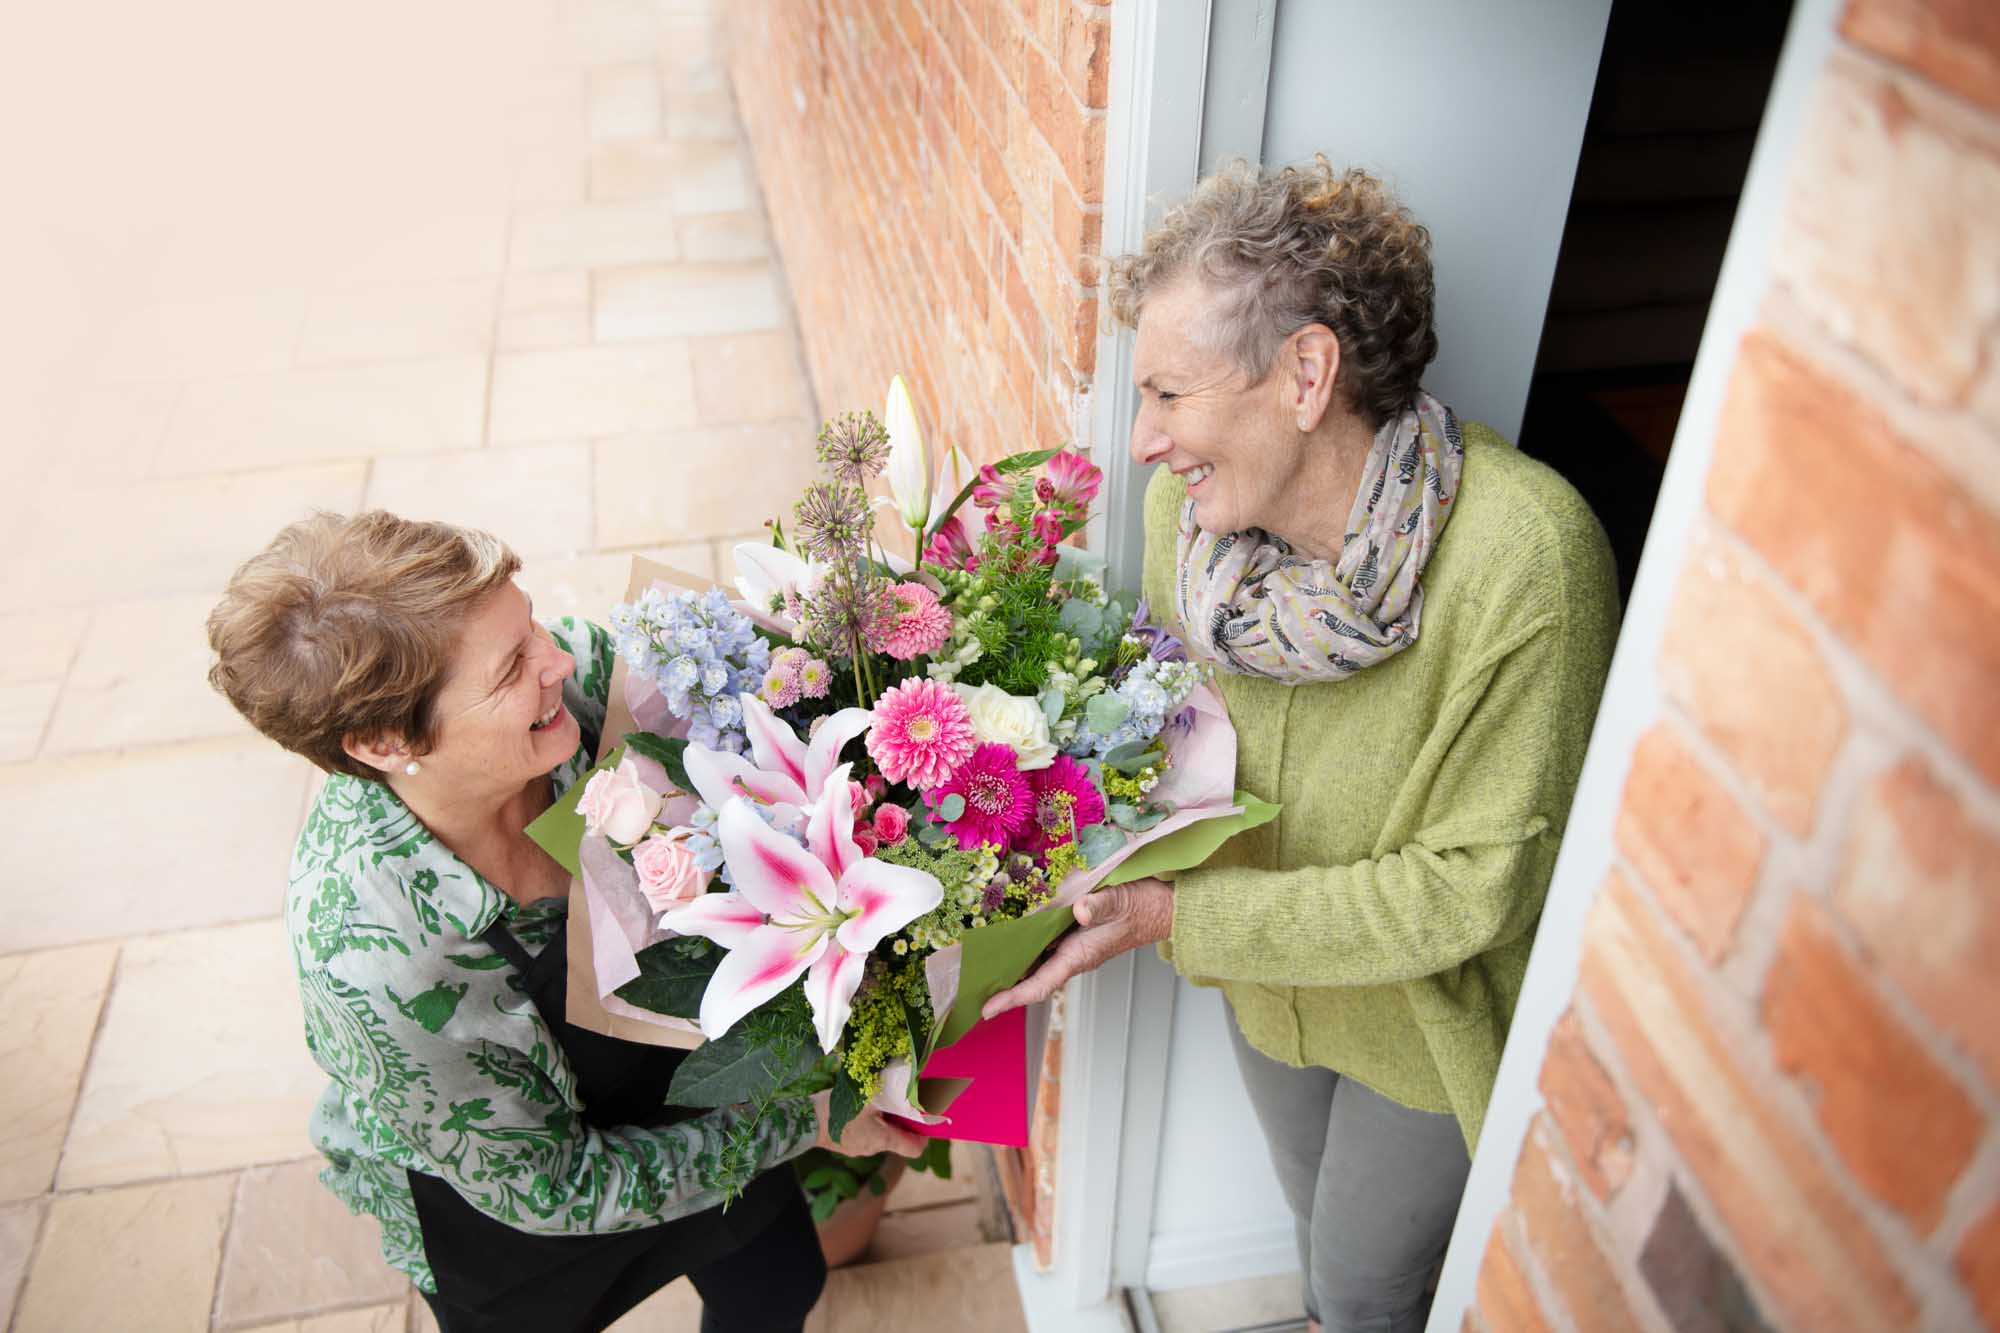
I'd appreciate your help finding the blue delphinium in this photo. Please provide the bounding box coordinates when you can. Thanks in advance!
[1064,655,1205,759]
[609,587,771,755]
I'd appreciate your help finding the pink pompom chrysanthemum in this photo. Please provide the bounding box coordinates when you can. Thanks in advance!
[1021,754,1108,857]
[927,742,1033,850]
[866,677,977,789]
[872,582,952,660]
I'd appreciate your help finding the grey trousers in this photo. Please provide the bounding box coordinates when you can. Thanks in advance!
[1228,1016,1472,1333]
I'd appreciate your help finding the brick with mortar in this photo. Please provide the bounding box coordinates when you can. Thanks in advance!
[1537,1009,1635,1201]
[1614,723,1766,963]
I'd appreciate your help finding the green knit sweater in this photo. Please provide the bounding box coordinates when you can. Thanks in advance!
[1144,423,1619,1149]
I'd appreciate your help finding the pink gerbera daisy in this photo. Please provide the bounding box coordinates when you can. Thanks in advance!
[928,743,1032,850]
[872,582,953,660]
[1021,754,1108,857]
[866,678,977,788]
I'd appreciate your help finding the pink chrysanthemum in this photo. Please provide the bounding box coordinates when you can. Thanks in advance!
[928,743,1032,850]
[872,582,952,660]
[1021,754,1108,857]
[866,678,977,789]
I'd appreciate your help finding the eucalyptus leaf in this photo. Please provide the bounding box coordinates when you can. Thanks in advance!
[612,938,720,1019]
[1107,802,1141,831]
[1133,809,1167,831]
[1078,822,1126,867]
[622,731,692,791]
[1039,688,1066,727]
[1058,599,1103,641]
[667,1019,820,1108]
[1052,544,1108,583]
[1084,693,1131,733]
[934,793,966,822]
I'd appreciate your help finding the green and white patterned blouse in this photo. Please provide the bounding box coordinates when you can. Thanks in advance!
[286,617,816,1294]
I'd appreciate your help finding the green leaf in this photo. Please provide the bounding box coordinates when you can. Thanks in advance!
[667,1017,821,1108]
[1038,689,1065,727]
[868,1174,888,1196]
[613,938,721,1019]
[934,793,966,822]
[622,731,691,791]
[801,1166,840,1191]
[909,1136,954,1177]
[904,999,934,1078]
[1107,802,1140,831]
[810,1192,839,1222]
[1084,693,1131,734]
[1104,740,1156,775]
[922,447,1059,540]
[828,1066,866,1143]
[1078,822,1126,868]
[832,1173,861,1200]
[1058,598,1103,641]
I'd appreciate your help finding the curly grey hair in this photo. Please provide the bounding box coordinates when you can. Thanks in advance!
[1106,157,1438,428]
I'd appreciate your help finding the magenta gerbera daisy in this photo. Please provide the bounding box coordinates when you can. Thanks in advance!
[928,743,1032,850]
[1021,754,1108,857]
[872,581,952,660]
[866,677,977,788]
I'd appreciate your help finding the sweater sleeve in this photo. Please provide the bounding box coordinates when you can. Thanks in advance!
[1166,610,1573,989]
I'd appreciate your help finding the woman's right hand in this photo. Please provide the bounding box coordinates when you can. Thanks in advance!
[810,1090,930,1158]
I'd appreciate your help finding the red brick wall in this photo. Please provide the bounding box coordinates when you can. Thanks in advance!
[1468,4,2000,1330]
[722,0,1110,492]
[723,0,1111,1264]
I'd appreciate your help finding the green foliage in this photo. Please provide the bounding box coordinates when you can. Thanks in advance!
[613,935,720,1020]
[667,986,822,1108]
[621,731,691,790]
[839,957,934,1101]
[827,1066,866,1143]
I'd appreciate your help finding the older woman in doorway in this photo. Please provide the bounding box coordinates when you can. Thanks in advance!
[207,512,924,1333]
[987,159,1618,1331]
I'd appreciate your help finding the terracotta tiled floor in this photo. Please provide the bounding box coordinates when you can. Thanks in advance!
[0,0,1023,1327]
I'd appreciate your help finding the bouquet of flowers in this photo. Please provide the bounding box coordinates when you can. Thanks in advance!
[530,379,1273,1192]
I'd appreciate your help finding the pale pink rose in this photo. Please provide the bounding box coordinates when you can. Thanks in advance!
[575,756,664,845]
[633,833,706,913]
[849,780,870,816]
[852,828,880,858]
[872,803,910,845]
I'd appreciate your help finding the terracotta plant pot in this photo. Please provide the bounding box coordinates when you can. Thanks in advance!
[813,1155,907,1268]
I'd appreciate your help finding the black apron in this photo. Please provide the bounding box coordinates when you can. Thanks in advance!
[407,915,797,1333]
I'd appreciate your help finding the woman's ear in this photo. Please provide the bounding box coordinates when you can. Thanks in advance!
[343,731,412,777]
[1286,324,1342,432]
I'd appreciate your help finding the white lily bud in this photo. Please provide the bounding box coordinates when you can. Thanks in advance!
[884,374,932,529]
[934,438,975,516]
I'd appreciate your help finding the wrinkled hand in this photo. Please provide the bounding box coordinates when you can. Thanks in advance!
[981,877,1176,1020]
[811,1090,930,1158]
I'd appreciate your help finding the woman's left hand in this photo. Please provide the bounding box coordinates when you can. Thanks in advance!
[981,877,1175,1019]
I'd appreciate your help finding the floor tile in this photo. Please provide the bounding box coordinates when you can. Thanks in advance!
[0,740,312,953]
[239,1302,407,1333]
[593,263,781,341]
[0,943,119,1201]
[1150,1273,1305,1333]
[0,683,60,763]
[42,593,253,756]
[12,1174,233,1333]
[152,357,489,475]
[500,307,594,350]
[691,330,812,424]
[330,212,511,285]
[88,293,308,384]
[517,544,718,625]
[677,213,770,263]
[866,1201,983,1262]
[60,919,326,1188]
[883,1142,982,1213]
[509,200,682,271]
[9,463,368,609]
[587,142,748,212]
[0,610,88,686]
[215,1159,409,1325]
[0,1200,44,1328]
[51,381,182,484]
[499,268,594,350]
[365,442,593,559]
[511,139,591,206]
[803,1243,1027,1333]
[594,422,817,546]
[664,85,740,142]
[296,278,497,368]
[490,342,698,445]
[589,64,664,141]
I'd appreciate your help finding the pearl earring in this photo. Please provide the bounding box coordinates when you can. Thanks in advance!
[404,760,421,777]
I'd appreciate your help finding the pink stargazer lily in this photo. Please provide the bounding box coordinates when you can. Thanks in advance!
[681,694,873,832]
[663,764,944,1051]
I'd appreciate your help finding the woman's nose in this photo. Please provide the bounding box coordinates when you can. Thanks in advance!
[1130,411,1172,466]
[539,645,574,689]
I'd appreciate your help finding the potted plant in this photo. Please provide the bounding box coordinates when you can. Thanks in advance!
[795,1138,953,1267]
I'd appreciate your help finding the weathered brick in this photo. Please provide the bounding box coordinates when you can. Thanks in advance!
[1063,3,1112,109]
[1580,873,1917,1331]
[1959,1200,2000,1332]
[1708,331,2000,786]
[1508,1120,1647,1333]
[1772,58,2000,406]
[1638,1182,1776,1333]
[1476,1223,1554,1333]
[1843,0,2000,116]
[1614,723,1766,962]
[1764,896,1982,1233]
[1833,756,2000,1090]
[1538,1009,1635,1201]
[1026,45,1082,179]
[1659,534,1848,836]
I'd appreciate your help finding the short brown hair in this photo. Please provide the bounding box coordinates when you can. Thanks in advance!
[206,512,521,779]
[1107,156,1438,428]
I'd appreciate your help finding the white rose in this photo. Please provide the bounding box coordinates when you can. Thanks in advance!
[951,683,1056,770]
[575,755,665,845]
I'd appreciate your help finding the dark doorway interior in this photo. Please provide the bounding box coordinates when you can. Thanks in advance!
[1517,0,1793,605]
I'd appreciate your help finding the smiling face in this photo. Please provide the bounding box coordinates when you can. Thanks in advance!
[1129,281,1307,538]
[419,581,578,793]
